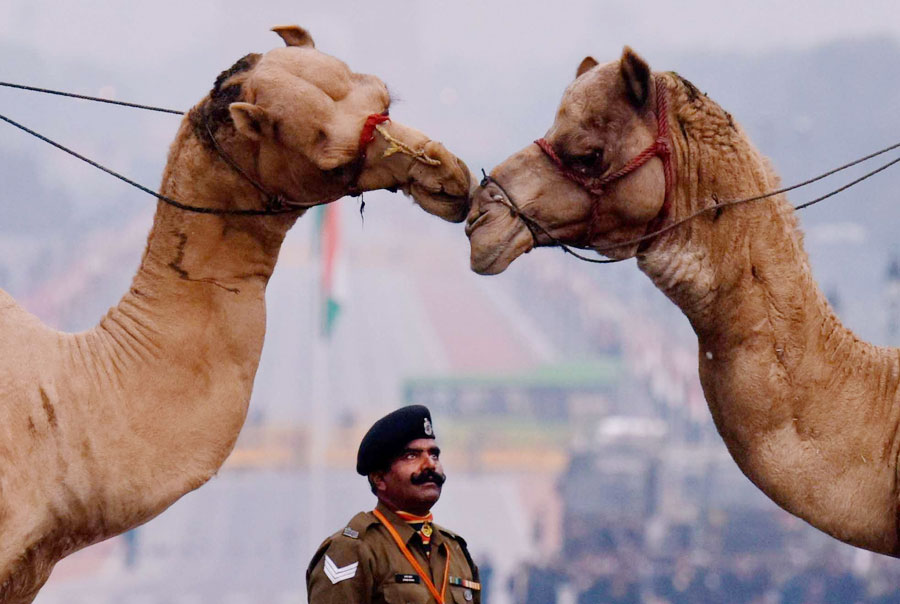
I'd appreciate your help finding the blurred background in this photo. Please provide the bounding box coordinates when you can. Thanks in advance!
[3,1,900,602]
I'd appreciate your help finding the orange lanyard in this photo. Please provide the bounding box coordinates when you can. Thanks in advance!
[373,508,450,604]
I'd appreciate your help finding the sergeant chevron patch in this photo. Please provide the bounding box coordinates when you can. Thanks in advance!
[324,555,358,584]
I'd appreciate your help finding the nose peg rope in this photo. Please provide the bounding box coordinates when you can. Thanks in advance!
[374,124,441,166]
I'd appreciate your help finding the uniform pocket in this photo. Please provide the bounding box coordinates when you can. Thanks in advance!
[448,585,477,603]
[382,582,433,604]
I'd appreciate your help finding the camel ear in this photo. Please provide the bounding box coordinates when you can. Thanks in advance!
[229,102,272,141]
[271,25,315,48]
[576,56,598,78]
[619,46,651,110]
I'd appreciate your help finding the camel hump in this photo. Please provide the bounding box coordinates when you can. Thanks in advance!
[271,25,315,48]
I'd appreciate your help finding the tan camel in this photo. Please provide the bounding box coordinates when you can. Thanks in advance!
[0,26,472,603]
[467,47,900,556]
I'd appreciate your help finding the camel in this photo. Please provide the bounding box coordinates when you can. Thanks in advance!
[0,25,472,603]
[466,47,900,557]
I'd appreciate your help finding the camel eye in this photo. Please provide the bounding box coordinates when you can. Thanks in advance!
[569,148,604,174]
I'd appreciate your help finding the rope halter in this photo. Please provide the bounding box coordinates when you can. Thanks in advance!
[534,77,674,249]
[348,112,442,196]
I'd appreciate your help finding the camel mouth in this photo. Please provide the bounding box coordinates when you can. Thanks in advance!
[465,208,491,237]
[400,153,474,223]
[467,208,533,275]
[405,182,470,223]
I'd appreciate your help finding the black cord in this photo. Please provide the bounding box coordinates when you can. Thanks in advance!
[593,147,900,255]
[0,81,184,115]
[0,111,302,216]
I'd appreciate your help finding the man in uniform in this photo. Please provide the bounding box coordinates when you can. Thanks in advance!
[307,405,481,603]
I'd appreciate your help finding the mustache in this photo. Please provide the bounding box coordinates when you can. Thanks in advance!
[411,469,446,486]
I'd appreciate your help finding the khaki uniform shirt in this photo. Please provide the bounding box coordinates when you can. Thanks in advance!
[307,502,481,604]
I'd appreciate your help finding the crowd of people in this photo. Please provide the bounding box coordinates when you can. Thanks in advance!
[508,539,900,603]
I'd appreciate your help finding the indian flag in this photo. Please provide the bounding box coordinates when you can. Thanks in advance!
[315,203,346,338]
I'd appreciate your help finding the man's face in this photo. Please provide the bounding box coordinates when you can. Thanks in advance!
[373,438,446,515]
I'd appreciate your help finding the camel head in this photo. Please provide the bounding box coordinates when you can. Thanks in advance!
[466,47,671,273]
[191,25,472,222]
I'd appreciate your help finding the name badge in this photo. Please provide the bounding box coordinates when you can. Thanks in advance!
[395,574,420,584]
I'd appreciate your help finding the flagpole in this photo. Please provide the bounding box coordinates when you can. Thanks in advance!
[308,205,331,569]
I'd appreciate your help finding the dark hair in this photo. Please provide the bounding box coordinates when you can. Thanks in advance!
[189,53,262,147]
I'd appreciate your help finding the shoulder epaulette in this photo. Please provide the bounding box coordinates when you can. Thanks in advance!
[307,513,373,582]
[435,523,462,541]
[342,510,379,538]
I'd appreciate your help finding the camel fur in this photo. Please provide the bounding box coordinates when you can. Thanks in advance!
[0,26,472,603]
[467,47,900,556]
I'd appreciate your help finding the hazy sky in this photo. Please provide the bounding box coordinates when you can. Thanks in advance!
[3,0,900,70]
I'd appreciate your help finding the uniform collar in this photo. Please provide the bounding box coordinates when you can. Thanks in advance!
[374,501,445,548]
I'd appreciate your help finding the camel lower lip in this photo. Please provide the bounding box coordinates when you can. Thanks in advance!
[408,184,470,223]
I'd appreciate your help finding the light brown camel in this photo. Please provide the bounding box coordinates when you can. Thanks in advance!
[0,26,472,603]
[467,47,900,557]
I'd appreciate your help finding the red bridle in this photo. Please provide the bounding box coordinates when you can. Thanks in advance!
[358,112,392,157]
[347,112,392,195]
[534,77,674,249]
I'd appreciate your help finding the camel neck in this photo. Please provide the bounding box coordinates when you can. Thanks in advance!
[138,123,299,291]
[60,122,300,528]
[637,80,821,335]
[634,91,900,525]
[631,82,892,416]
[102,122,298,389]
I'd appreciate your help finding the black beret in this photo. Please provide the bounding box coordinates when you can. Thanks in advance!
[357,405,436,475]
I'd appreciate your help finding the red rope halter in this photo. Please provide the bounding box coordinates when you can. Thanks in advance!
[347,112,391,195]
[535,78,674,248]
[359,112,391,157]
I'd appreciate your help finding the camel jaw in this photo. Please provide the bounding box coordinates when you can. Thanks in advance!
[466,206,534,275]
